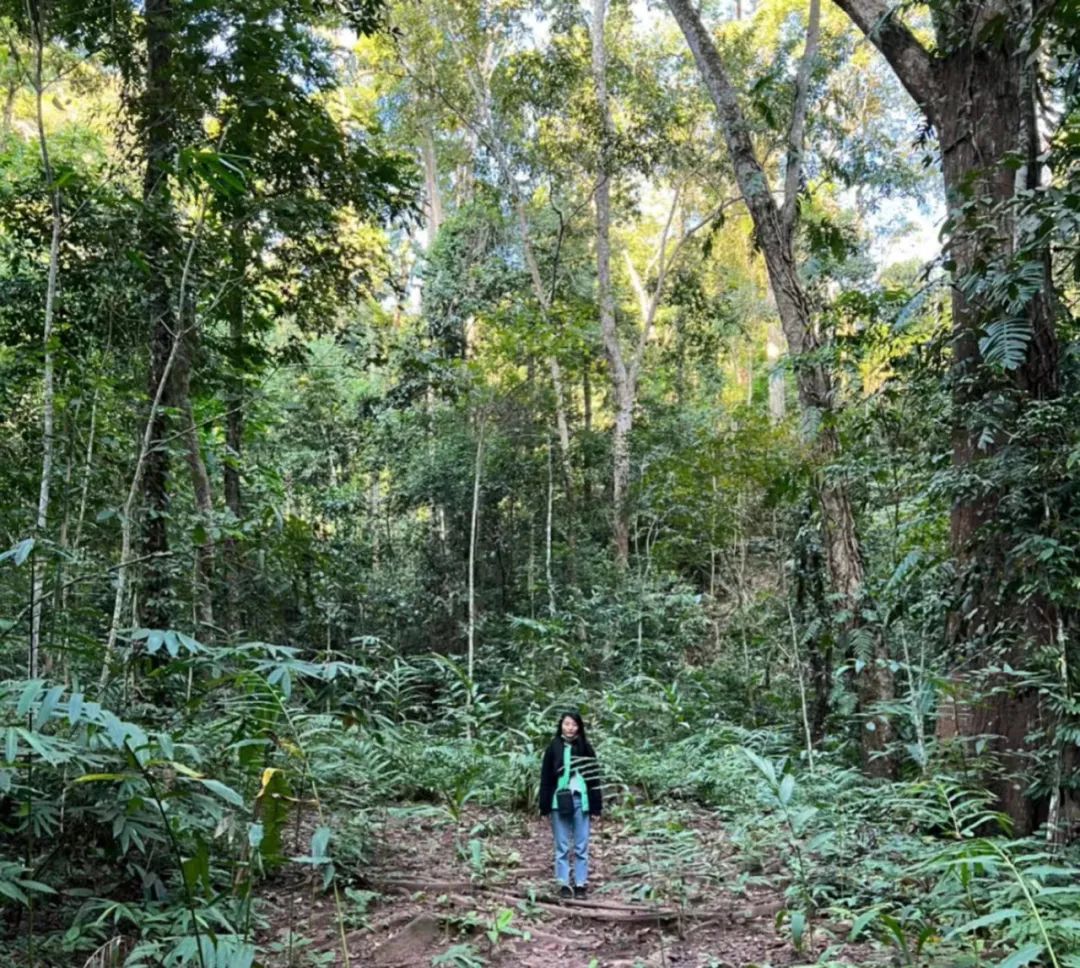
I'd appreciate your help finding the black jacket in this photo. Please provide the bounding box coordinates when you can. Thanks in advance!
[538,736,602,817]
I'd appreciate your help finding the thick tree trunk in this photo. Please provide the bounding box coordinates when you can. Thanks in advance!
[936,28,1058,836]
[139,0,177,631]
[831,0,1062,831]
[936,43,1060,578]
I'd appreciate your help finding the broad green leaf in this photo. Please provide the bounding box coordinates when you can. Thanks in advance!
[166,760,203,779]
[948,908,1024,937]
[996,944,1044,968]
[0,879,29,905]
[197,778,245,808]
[4,728,18,764]
[16,879,56,894]
[16,680,44,718]
[0,538,35,567]
[979,317,1032,371]
[255,768,291,868]
[742,748,776,785]
[176,631,202,654]
[181,841,210,895]
[311,825,332,859]
[850,908,880,940]
[17,728,64,765]
[34,685,64,730]
[789,909,806,948]
[163,630,179,657]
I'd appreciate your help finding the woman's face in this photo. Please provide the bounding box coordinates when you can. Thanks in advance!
[561,716,579,739]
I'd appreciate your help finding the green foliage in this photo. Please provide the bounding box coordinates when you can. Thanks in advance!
[431,942,487,968]
[3,0,1080,965]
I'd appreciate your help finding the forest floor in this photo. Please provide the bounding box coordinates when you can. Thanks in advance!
[256,803,885,968]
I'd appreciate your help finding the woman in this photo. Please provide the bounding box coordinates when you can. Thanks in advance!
[538,710,602,898]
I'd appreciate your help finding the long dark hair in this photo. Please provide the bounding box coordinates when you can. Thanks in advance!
[554,709,592,755]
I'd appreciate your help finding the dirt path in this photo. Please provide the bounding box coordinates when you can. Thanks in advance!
[257,803,882,967]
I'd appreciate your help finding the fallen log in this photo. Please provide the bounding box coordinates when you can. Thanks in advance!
[369,876,783,924]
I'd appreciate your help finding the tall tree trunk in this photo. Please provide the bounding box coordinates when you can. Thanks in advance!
[100,213,203,688]
[3,79,16,132]
[832,0,1062,832]
[422,128,443,248]
[591,0,633,571]
[466,417,485,735]
[173,323,215,639]
[935,39,1059,566]
[139,0,177,631]
[223,224,246,635]
[28,0,61,680]
[666,0,892,769]
[937,22,1058,836]
[767,321,786,422]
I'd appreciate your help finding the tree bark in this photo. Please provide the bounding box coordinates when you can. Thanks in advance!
[139,0,178,631]
[422,128,443,248]
[766,321,786,422]
[3,79,15,132]
[830,0,1062,831]
[100,211,204,688]
[173,322,215,638]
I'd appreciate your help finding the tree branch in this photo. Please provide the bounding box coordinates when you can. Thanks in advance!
[664,0,783,241]
[829,0,936,115]
[782,0,821,232]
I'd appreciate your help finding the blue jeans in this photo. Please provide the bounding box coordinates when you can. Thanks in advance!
[551,791,590,886]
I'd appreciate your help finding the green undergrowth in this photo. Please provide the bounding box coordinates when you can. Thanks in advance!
[2,642,1079,966]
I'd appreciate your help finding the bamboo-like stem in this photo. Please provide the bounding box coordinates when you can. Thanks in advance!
[545,440,556,617]
[466,415,486,734]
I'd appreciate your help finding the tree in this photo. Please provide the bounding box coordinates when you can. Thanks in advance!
[665,0,895,769]
[23,0,62,679]
[829,0,1064,829]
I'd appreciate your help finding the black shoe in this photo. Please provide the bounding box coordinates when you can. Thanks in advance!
[573,885,587,899]
[559,885,572,899]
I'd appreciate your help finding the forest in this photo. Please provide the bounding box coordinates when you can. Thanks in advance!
[2,0,1080,965]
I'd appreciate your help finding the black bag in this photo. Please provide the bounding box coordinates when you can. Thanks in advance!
[555,744,575,817]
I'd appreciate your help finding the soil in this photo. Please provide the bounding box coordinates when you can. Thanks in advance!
[256,803,886,968]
